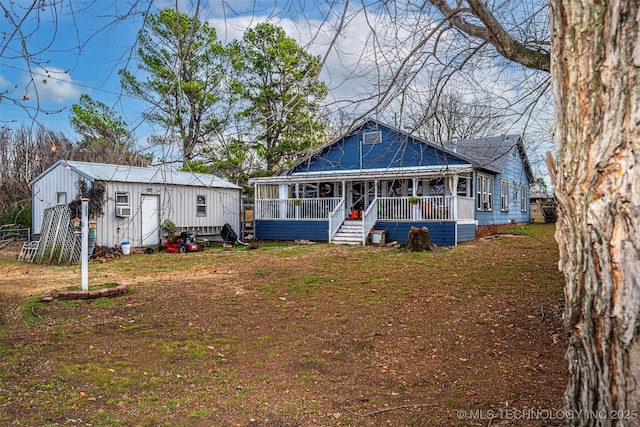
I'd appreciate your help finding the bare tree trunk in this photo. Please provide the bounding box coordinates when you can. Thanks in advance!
[550,1,640,424]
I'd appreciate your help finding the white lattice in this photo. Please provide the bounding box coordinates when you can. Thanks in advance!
[34,205,81,264]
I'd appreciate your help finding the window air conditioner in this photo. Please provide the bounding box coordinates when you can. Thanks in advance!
[116,206,132,217]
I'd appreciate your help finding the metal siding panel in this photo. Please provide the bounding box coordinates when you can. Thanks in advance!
[33,168,241,247]
[99,182,143,247]
[32,164,88,235]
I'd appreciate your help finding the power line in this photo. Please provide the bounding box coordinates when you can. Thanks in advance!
[0,62,141,101]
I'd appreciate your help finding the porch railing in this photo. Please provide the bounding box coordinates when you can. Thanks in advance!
[328,199,346,243]
[255,198,341,220]
[362,201,378,244]
[377,196,467,221]
[456,196,475,221]
[255,196,475,222]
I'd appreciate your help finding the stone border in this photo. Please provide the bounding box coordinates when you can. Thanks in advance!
[41,284,128,302]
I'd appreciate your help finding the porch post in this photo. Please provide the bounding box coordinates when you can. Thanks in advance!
[295,183,300,220]
[342,181,346,210]
[412,178,420,220]
[451,176,458,220]
[279,184,288,219]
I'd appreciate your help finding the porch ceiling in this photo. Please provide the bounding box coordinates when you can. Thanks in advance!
[250,164,474,185]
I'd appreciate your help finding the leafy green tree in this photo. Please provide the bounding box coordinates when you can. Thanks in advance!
[70,94,130,150]
[70,94,131,151]
[231,23,327,173]
[70,94,148,165]
[119,8,228,162]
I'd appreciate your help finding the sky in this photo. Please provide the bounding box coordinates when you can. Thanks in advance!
[0,0,554,174]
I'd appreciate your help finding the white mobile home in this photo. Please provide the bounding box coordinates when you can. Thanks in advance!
[31,160,242,247]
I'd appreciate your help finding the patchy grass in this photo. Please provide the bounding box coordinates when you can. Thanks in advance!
[0,223,567,426]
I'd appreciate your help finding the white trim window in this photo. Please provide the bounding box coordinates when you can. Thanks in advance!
[362,131,382,145]
[196,195,206,217]
[500,180,510,212]
[115,192,130,207]
[521,185,528,212]
[476,174,494,211]
[56,192,67,205]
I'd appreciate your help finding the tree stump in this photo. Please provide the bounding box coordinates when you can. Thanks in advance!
[405,226,435,252]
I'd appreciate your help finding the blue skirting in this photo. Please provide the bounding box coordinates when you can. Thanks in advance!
[255,219,477,246]
[375,221,455,246]
[255,219,329,241]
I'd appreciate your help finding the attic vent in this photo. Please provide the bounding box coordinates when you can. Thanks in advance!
[363,131,382,145]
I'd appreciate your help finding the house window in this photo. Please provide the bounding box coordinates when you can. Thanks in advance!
[476,174,493,211]
[501,180,510,211]
[56,192,67,205]
[196,195,206,216]
[362,131,382,145]
[521,185,528,212]
[115,192,130,206]
[457,177,470,197]
[513,181,518,202]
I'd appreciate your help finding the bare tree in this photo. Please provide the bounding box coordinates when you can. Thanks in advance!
[425,0,639,423]
[0,126,74,212]
[405,89,509,142]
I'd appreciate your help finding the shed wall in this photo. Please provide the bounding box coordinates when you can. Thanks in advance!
[97,182,241,247]
[31,163,90,235]
[32,164,241,247]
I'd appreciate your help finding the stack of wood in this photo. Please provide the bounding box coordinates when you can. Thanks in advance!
[91,246,123,261]
[405,226,436,252]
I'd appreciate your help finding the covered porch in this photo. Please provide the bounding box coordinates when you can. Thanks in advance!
[251,167,477,245]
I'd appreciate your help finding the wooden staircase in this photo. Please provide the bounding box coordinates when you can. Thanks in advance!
[331,220,363,245]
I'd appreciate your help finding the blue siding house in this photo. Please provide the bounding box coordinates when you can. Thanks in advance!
[250,119,533,246]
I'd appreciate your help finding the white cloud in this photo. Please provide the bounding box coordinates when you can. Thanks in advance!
[194,6,553,150]
[23,66,81,104]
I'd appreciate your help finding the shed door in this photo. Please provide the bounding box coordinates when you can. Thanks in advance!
[141,194,160,246]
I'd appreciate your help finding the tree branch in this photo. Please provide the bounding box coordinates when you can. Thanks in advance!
[429,0,550,72]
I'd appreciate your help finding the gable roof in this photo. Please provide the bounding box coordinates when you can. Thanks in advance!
[282,119,534,181]
[32,160,241,190]
[446,134,535,181]
[281,119,472,176]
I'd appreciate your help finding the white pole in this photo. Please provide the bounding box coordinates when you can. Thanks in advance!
[81,198,89,291]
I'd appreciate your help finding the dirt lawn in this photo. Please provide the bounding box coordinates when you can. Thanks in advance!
[0,224,568,426]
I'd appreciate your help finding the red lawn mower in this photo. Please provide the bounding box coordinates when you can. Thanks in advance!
[165,231,201,253]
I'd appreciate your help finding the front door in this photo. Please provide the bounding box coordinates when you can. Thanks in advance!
[348,181,376,217]
[350,182,365,212]
[141,194,160,246]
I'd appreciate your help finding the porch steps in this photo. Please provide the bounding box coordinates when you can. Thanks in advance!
[332,221,364,245]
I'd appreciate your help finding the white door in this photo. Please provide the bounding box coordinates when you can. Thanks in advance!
[141,194,160,246]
